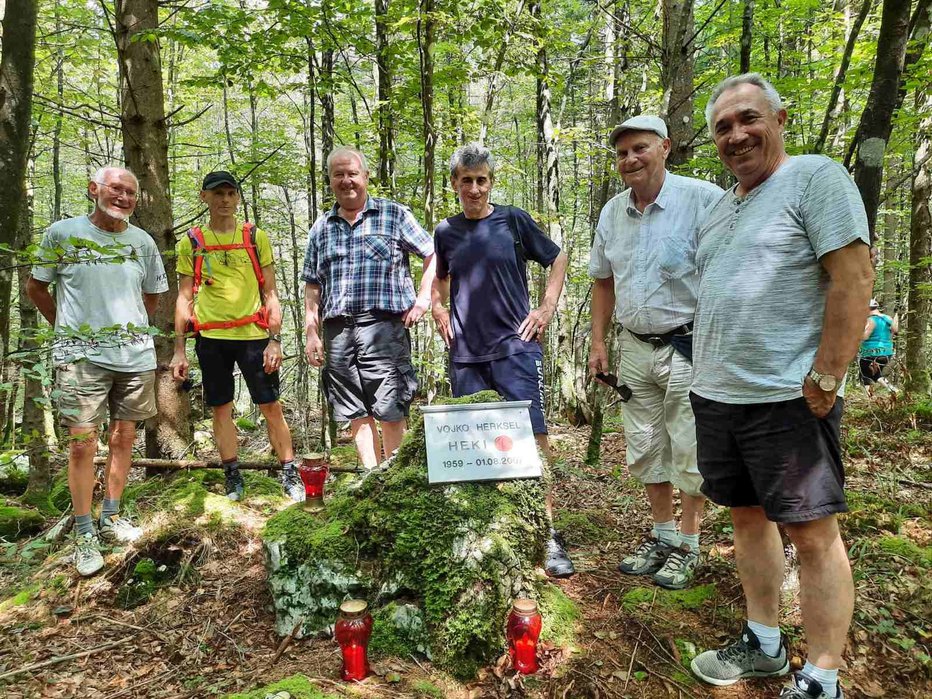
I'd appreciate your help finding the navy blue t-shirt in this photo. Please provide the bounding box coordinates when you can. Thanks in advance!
[435,205,561,363]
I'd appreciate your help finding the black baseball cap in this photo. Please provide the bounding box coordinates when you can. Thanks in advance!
[201,170,240,191]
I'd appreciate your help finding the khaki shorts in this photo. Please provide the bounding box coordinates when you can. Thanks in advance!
[617,329,703,496]
[56,362,157,427]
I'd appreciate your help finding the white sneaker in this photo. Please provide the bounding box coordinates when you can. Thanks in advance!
[74,533,104,577]
[99,514,144,543]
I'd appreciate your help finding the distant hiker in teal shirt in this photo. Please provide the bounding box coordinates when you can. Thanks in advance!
[858,298,898,394]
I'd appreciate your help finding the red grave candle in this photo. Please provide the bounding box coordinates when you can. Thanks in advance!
[335,599,372,681]
[507,598,543,674]
[299,455,329,506]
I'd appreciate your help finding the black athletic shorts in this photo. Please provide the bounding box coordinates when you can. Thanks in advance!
[859,355,890,385]
[322,311,418,422]
[689,393,847,523]
[195,336,280,407]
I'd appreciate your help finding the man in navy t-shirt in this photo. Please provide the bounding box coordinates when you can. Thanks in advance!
[431,142,573,577]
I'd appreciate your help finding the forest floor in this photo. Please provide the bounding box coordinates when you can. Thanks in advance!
[0,391,930,699]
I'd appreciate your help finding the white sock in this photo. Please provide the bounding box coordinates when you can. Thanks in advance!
[679,532,700,552]
[747,619,781,657]
[801,661,839,698]
[652,520,679,547]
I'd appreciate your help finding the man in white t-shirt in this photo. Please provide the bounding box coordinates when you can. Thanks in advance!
[688,74,873,699]
[27,167,168,577]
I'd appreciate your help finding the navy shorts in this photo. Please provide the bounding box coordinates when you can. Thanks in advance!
[322,312,418,422]
[195,337,280,407]
[451,349,547,434]
[859,355,890,384]
[689,393,847,523]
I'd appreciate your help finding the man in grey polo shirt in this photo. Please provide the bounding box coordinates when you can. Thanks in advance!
[27,166,168,577]
[589,115,723,590]
[688,74,872,699]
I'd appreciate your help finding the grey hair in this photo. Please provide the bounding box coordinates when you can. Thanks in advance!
[326,147,369,174]
[449,142,496,180]
[92,166,139,189]
[705,73,783,133]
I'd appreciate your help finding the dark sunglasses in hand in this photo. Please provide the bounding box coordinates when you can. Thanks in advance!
[595,372,632,402]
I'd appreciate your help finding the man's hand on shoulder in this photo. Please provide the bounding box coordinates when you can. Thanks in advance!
[518,302,555,342]
[802,375,837,418]
[402,295,430,328]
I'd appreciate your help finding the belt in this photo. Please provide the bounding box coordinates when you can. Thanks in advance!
[323,310,401,327]
[628,322,693,348]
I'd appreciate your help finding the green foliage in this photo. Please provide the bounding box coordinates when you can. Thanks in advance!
[876,535,932,567]
[412,680,445,698]
[621,584,716,612]
[115,557,170,609]
[222,674,338,699]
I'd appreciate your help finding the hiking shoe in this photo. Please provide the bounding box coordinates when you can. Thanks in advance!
[618,536,673,576]
[779,673,844,698]
[545,529,575,578]
[99,514,144,544]
[691,622,789,686]
[653,545,699,589]
[225,469,245,501]
[281,469,306,503]
[74,533,104,577]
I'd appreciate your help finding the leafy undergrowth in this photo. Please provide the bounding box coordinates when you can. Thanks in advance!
[0,392,929,698]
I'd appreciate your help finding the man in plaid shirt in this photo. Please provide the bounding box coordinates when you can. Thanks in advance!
[304,147,436,468]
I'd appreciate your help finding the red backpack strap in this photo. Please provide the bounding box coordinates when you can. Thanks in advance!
[187,227,207,294]
[241,222,265,289]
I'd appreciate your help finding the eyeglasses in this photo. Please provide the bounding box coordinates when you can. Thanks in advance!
[96,182,138,199]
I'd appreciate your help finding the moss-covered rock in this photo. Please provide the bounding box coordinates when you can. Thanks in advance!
[262,391,561,679]
[0,504,45,540]
[223,673,338,699]
[370,601,431,658]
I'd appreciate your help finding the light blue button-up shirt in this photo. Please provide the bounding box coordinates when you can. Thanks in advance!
[589,172,724,334]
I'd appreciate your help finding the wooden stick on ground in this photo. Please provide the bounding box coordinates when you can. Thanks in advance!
[87,456,362,473]
[269,620,303,666]
[0,637,130,682]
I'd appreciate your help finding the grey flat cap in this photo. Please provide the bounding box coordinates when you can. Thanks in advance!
[609,115,669,146]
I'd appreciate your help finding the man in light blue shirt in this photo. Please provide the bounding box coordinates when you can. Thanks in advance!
[589,115,723,590]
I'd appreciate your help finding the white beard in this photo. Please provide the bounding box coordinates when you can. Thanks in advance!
[97,196,131,222]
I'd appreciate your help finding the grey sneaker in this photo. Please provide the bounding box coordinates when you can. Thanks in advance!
[779,673,844,698]
[618,536,673,575]
[225,469,245,501]
[74,533,104,577]
[281,469,306,503]
[99,514,144,543]
[653,545,699,589]
[691,623,789,686]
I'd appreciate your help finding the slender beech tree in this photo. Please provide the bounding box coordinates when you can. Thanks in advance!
[660,0,695,165]
[374,0,395,191]
[114,0,190,457]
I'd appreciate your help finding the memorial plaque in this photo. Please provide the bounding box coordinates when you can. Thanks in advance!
[422,401,543,484]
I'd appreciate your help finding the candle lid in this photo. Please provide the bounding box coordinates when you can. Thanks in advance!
[340,599,369,616]
[512,598,538,614]
[302,453,325,466]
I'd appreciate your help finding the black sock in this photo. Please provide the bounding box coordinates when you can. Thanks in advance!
[223,458,240,477]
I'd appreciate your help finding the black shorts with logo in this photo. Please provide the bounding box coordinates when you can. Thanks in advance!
[689,393,846,523]
[195,336,280,407]
[322,311,418,422]
[858,355,890,384]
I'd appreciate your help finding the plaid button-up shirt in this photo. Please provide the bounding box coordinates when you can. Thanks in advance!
[303,197,434,320]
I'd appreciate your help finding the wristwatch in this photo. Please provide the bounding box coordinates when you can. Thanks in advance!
[807,367,839,392]
[269,334,282,343]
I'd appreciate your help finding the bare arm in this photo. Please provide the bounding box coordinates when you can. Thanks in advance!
[862,317,875,341]
[25,277,56,326]
[260,264,283,335]
[587,276,616,378]
[518,251,568,342]
[304,282,324,367]
[431,275,453,346]
[402,253,437,328]
[804,241,874,416]
[891,313,899,335]
[143,293,160,318]
[170,275,195,381]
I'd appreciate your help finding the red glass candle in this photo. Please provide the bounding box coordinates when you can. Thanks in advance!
[335,599,372,681]
[299,455,329,507]
[507,598,543,674]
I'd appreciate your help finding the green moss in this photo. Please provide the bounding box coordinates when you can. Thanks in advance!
[621,584,716,612]
[370,602,430,658]
[328,445,359,468]
[115,556,173,609]
[553,510,616,547]
[412,680,445,698]
[877,535,932,567]
[537,584,580,647]
[263,506,354,564]
[2,583,41,609]
[844,491,925,536]
[223,674,337,699]
[0,505,45,540]
[0,466,29,496]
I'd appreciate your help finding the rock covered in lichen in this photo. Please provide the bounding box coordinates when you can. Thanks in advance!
[262,391,570,677]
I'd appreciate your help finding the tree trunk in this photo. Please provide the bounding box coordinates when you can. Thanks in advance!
[478,0,527,145]
[740,0,754,73]
[418,0,436,230]
[660,0,695,166]
[904,88,932,397]
[850,0,911,243]
[304,38,319,222]
[114,0,190,458]
[319,47,335,200]
[374,0,395,192]
[881,211,898,306]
